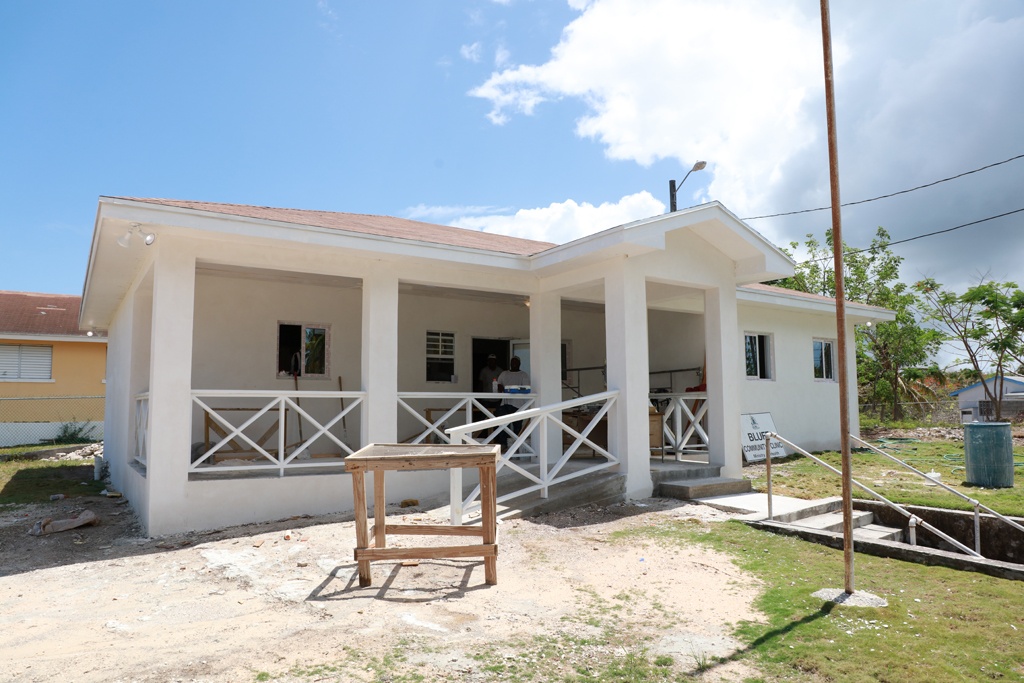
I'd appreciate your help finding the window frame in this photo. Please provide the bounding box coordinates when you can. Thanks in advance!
[744,333,774,381]
[276,321,331,380]
[425,330,456,383]
[813,338,837,381]
[0,344,53,382]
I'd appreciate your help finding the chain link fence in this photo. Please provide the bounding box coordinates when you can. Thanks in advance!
[0,395,105,448]
[859,399,960,425]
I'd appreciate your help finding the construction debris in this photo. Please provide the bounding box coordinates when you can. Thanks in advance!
[28,510,100,536]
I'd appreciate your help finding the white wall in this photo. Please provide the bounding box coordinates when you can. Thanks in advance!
[737,303,851,452]
[561,305,606,398]
[191,273,364,452]
[647,309,704,391]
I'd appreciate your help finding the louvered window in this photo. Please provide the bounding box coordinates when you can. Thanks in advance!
[0,344,53,380]
[426,331,455,382]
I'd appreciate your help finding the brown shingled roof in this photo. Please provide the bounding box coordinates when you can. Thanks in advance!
[0,291,98,338]
[112,197,556,256]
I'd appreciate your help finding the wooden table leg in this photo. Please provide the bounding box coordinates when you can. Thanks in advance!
[480,464,498,585]
[351,470,372,587]
[373,470,386,549]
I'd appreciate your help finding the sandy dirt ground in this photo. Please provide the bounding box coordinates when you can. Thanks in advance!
[0,491,766,683]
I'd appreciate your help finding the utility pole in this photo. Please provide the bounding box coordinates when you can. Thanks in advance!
[819,0,855,594]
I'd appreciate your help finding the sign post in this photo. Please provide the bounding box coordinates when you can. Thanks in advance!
[740,413,786,462]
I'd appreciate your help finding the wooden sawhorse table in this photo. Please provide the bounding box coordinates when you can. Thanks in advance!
[344,444,500,587]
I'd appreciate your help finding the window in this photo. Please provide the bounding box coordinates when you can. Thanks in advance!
[813,339,836,380]
[426,331,455,382]
[0,344,52,381]
[277,323,329,378]
[744,333,772,380]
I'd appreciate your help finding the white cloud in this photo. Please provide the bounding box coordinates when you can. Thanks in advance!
[470,0,825,219]
[495,43,511,68]
[448,191,665,244]
[460,42,482,62]
[405,204,509,222]
[469,0,1024,291]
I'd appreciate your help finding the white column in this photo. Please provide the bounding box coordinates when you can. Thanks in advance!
[704,285,742,477]
[604,260,653,497]
[530,290,562,466]
[145,240,196,536]
[361,270,399,444]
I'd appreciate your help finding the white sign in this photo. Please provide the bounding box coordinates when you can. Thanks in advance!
[740,413,786,462]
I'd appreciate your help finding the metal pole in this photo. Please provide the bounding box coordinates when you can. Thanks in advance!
[765,433,774,521]
[819,0,855,594]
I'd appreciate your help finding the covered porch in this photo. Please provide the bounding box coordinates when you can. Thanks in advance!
[83,197,792,535]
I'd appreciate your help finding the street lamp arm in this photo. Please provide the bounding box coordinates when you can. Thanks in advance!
[668,160,707,212]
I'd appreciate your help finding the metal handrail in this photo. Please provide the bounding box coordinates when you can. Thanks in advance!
[851,434,1024,549]
[767,431,981,558]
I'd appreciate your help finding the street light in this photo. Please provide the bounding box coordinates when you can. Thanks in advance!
[668,160,707,212]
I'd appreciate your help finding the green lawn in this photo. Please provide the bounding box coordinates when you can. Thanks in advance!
[747,438,1024,518]
[616,520,1024,683]
[0,457,105,504]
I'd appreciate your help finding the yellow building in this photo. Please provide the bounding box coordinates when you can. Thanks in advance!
[0,291,107,446]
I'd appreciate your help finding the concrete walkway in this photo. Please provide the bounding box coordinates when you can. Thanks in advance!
[694,491,831,521]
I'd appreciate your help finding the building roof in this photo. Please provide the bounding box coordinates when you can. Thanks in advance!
[0,291,101,339]
[950,375,1024,396]
[737,282,896,321]
[112,197,556,256]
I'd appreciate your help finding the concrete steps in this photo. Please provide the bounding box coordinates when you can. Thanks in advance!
[660,477,752,500]
[654,461,752,500]
[749,494,905,545]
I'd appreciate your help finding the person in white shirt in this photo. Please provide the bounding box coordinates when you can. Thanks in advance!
[494,356,529,449]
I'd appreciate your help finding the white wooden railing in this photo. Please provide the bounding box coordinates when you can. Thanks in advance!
[190,390,364,476]
[397,392,537,457]
[446,390,619,524]
[133,392,150,466]
[650,391,709,458]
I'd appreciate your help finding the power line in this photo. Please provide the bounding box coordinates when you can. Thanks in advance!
[744,153,1024,221]
[798,207,1024,265]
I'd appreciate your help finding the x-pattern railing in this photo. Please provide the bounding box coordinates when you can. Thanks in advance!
[397,392,536,456]
[190,390,364,476]
[652,392,709,456]
[446,390,619,524]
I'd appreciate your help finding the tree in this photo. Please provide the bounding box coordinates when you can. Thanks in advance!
[772,227,942,421]
[914,278,1024,421]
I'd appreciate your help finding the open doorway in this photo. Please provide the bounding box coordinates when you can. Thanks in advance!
[472,338,511,393]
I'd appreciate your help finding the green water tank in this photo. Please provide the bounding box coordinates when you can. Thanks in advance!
[963,422,1015,488]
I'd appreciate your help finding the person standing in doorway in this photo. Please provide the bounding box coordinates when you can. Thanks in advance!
[494,356,530,450]
[478,353,503,410]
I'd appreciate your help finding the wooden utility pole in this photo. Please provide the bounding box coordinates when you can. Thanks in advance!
[819,0,855,594]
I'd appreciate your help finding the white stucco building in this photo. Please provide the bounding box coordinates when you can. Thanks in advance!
[80,197,893,535]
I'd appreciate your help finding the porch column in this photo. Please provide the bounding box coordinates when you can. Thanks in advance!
[361,270,399,443]
[145,240,196,536]
[604,260,654,497]
[530,290,562,461]
[704,285,742,477]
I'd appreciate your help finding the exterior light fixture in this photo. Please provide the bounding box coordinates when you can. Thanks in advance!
[668,160,707,212]
[116,223,156,248]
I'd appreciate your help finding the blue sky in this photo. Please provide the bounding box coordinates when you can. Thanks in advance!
[2,1,1023,299]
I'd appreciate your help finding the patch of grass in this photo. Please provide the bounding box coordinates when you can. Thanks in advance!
[0,458,104,504]
[622,518,1024,682]
[746,439,1024,517]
